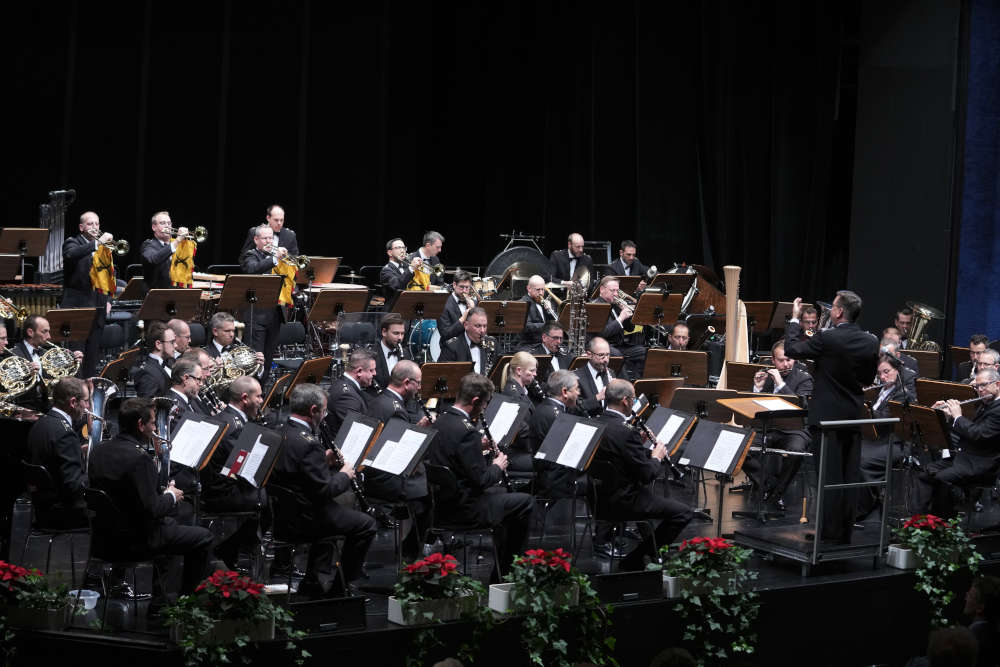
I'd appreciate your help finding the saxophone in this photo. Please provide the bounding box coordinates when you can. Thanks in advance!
[565,269,590,357]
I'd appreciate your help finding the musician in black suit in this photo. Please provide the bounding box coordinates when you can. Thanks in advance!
[607,240,650,290]
[426,373,532,579]
[917,368,1000,517]
[879,334,919,375]
[373,313,409,388]
[575,337,614,417]
[437,270,477,341]
[894,307,915,349]
[26,378,90,529]
[517,275,558,349]
[365,360,432,559]
[167,319,193,358]
[61,211,113,378]
[591,379,693,571]
[240,224,287,381]
[526,321,572,381]
[131,321,176,399]
[407,230,445,287]
[140,211,190,291]
[438,307,492,375]
[206,312,243,358]
[326,349,375,435]
[238,204,299,258]
[501,352,540,475]
[785,292,878,543]
[666,322,690,351]
[549,233,594,282]
[10,315,66,412]
[956,334,991,383]
[271,384,376,597]
[200,376,264,568]
[966,349,1000,386]
[380,238,421,299]
[88,398,214,594]
[527,369,583,498]
[167,357,209,418]
[593,276,645,380]
[743,340,814,510]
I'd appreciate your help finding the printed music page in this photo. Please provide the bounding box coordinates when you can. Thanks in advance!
[170,419,219,469]
[238,435,269,486]
[489,401,521,442]
[372,430,424,475]
[556,422,598,469]
[341,421,375,468]
[753,398,795,411]
[656,414,686,446]
[704,430,745,473]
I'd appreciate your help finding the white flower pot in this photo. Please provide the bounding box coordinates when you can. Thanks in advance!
[487,582,579,614]
[886,544,921,570]
[387,594,478,626]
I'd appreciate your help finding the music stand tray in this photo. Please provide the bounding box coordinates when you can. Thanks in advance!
[296,256,340,285]
[0,228,49,257]
[218,274,283,314]
[769,302,812,331]
[644,349,709,386]
[488,355,514,389]
[648,273,696,295]
[284,356,334,398]
[669,387,739,423]
[679,420,755,477]
[137,288,203,322]
[534,413,606,471]
[0,255,21,281]
[333,411,384,469]
[915,378,976,408]
[420,362,474,401]
[906,349,941,379]
[718,395,803,431]
[364,417,437,477]
[743,301,776,332]
[888,401,949,452]
[44,308,96,344]
[99,356,133,384]
[632,292,684,327]
[308,289,368,321]
[169,415,229,471]
[633,378,685,409]
[723,361,772,393]
[389,290,450,322]
[262,372,293,414]
[119,277,147,301]
[222,423,285,487]
[479,300,528,335]
[557,303,612,334]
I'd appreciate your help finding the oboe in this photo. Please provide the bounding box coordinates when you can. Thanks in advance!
[627,412,685,481]
[480,415,511,491]
[318,420,374,515]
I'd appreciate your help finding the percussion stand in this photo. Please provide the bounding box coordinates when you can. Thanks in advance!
[391,291,449,362]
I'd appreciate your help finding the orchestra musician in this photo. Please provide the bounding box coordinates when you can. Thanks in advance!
[373,313,411,389]
[607,240,649,291]
[426,373,532,580]
[550,233,594,282]
[62,211,113,378]
[665,322,690,351]
[438,307,491,375]
[915,368,1000,517]
[894,307,914,349]
[437,270,477,341]
[238,204,299,257]
[326,348,376,435]
[166,319,192,358]
[407,231,445,287]
[25,377,91,529]
[743,340,814,510]
[271,383,376,598]
[364,360,432,560]
[590,379,693,571]
[527,369,583,498]
[131,321,176,399]
[575,337,614,417]
[11,315,74,412]
[141,211,189,291]
[800,306,819,335]
[88,397,214,594]
[592,276,645,380]
[501,351,539,475]
[785,292,878,544]
[239,225,287,380]
[957,334,991,382]
[518,275,557,349]
[964,348,1000,386]
[379,238,419,300]
[167,357,209,417]
[878,336,919,375]
[526,321,572,380]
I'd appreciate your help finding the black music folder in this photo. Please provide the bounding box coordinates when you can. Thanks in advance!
[220,423,284,488]
[168,415,228,471]
[363,417,437,477]
[483,394,532,451]
[678,420,754,476]
[333,411,384,469]
[534,413,606,471]
[642,406,698,457]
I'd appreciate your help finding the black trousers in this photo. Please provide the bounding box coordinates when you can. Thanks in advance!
[812,426,860,543]
[202,487,264,568]
[246,305,281,385]
[606,487,693,571]
[364,469,432,561]
[740,430,811,499]
[914,453,1000,517]
[150,518,215,594]
[301,502,376,589]
[856,438,909,521]
[441,489,533,578]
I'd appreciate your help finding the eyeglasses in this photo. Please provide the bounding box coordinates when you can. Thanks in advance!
[590,352,610,358]
[971,381,997,389]
[187,374,205,384]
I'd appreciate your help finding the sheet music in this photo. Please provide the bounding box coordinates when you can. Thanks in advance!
[753,398,793,411]
[340,421,375,468]
[170,419,219,469]
[656,414,687,445]
[489,401,520,442]
[238,434,269,486]
[555,422,598,469]
[372,429,424,476]
[703,430,745,473]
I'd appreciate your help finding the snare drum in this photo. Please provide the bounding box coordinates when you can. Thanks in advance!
[408,320,441,362]
[473,276,498,299]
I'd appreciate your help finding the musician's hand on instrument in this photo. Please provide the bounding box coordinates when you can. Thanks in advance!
[494,452,509,470]
[766,368,783,387]
[325,448,338,467]
[791,297,803,320]
[944,399,963,420]
[753,371,767,390]
[637,279,648,291]
[417,416,432,427]
[618,305,634,322]
[652,441,668,462]
[596,388,606,401]
[73,350,84,362]
[166,481,183,502]
[276,247,288,258]
[98,232,113,244]
[80,443,89,457]
[177,226,189,237]
[105,302,112,316]
[30,361,40,372]
[340,464,357,480]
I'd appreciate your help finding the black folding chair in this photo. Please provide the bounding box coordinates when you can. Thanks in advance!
[424,463,501,582]
[20,462,90,587]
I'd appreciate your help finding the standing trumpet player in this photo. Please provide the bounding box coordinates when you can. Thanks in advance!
[141,211,192,291]
[62,211,115,378]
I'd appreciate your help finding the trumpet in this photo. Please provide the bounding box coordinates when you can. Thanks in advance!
[412,258,445,277]
[100,239,130,256]
[263,244,310,270]
[167,225,208,243]
[616,289,637,304]
[0,295,28,325]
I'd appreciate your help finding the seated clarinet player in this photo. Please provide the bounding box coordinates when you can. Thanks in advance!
[501,351,541,475]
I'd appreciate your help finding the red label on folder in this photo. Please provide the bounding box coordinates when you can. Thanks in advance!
[228,450,250,478]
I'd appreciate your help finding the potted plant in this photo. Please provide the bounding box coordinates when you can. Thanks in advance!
[0,560,77,630]
[653,537,758,665]
[162,569,308,667]
[499,548,616,667]
[890,513,983,627]
[388,553,484,626]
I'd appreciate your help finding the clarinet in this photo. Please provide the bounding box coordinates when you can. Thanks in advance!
[370,377,383,395]
[199,383,227,415]
[480,415,511,491]
[417,393,435,423]
[628,412,685,481]
[318,421,374,515]
[526,378,547,402]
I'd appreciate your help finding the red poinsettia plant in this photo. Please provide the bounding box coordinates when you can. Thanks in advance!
[507,548,574,591]
[659,536,751,579]
[192,570,266,616]
[0,560,70,610]
[394,553,485,605]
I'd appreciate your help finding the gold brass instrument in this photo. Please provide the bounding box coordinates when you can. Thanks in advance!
[100,239,130,256]
[534,292,559,321]
[85,377,118,460]
[167,225,208,243]
[263,243,311,270]
[414,260,445,278]
[565,268,590,357]
[0,347,38,400]
[209,342,263,390]
[542,285,563,307]
[39,342,81,390]
[906,301,944,352]
[0,295,29,326]
[616,289,637,304]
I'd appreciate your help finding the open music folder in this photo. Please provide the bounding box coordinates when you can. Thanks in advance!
[534,413,606,471]
[333,411,384,469]
[220,423,284,488]
[483,394,532,451]
[168,415,228,471]
[363,417,437,477]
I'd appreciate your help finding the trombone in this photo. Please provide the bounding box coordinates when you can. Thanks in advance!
[167,225,208,243]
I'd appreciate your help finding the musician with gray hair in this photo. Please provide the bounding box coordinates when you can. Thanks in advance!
[326,348,376,435]
[238,204,299,257]
[408,230,445,286]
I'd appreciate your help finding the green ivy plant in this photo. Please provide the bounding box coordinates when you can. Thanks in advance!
[651,537,758,665]
[893,514,983,628]
[505,548,617,666]
[162,570,308,667]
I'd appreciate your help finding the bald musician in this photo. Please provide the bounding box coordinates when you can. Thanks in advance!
[519,275,558,349]
[62,210,113,378]
[239,204,299,258]
[550,233,594,282]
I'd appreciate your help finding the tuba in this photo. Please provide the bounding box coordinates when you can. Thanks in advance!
[0,348,38,400]
[39,342,80,390]
[152,396,179,489]
[905,301,944,352]
[85,377,118,462]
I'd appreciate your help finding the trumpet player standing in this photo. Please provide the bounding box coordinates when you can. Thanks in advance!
[238,204,299,257]
[62,211,114,377]
[141,211,192,291]
[407,230,445,287]
[239,224,289,385]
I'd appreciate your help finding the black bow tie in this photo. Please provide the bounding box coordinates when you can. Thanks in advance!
[222,344,233,353]
[388,347,401,358]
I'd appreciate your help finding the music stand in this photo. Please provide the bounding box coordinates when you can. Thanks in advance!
[99,356,133,384]
[632,292,685,330]
[769,302,811,331]
[644,349,708,386]
[643,406,697,457]
[718,395,804,431]
[218,275,283,325]
[221,423,285,487]
[333,411,384,469]
[44,308,96,346]
[648,272,696,295]
[284,356,333,398]
[534,413,606,472]
[950,345,970,369]
[633,378,685,409]
[388,290,450,322]
[915,378,976,407]
[888,401,950,453]
[669,387,738,423]
[479,300,528,335]
[137,288,203,322]
[567,356,625,375]
[262,372,293,416]
[0,255,20,282]
[119,278,147,301]
[743,301,776,332]
[906,350,941,379]
[364,417,437,477]
[0,228,49,283]
[484,394,532,451]
[420,362,474,401]
[723,361,772,392]
[557,303,612,334]
[169,415,229,471]
[296,256,340,285]
[308,289,368,321]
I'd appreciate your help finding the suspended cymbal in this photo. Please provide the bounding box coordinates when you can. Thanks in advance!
[572,265,591,289]
[340,272,364,280]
